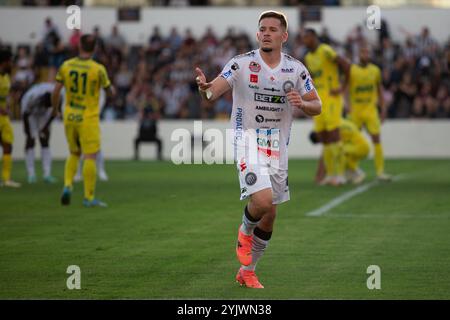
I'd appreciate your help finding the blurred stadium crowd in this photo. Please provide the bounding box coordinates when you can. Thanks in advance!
[1,16,450,121]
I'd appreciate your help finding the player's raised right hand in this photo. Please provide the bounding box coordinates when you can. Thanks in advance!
[195,67,212,91]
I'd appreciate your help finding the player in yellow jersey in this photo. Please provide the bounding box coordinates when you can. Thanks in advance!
[303,29,350,186]
[52,35,115,207]
[0,49,21,188]
[311,118,370,185]
[347,45,391,181]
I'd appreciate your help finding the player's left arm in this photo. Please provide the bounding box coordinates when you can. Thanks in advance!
[104,84,116,98]
[39,93,60,136]
[330,55,351,96]
[287,89,322,117]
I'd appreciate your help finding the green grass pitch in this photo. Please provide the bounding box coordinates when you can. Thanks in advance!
[1,159,449,299]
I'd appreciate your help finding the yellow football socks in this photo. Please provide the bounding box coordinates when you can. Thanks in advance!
[334,142,345,177]
[325,142,343,177]
[83,158,96,201]
[64,154,80,188]
[323,144,334,177]
[346,155,358,171]
[374,143,384,176]
[2,154,12,181]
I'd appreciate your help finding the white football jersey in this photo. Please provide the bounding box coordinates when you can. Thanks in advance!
[21,82,55,117]
[221,49,315,170]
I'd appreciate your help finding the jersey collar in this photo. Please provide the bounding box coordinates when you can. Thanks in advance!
[256,49,283,73]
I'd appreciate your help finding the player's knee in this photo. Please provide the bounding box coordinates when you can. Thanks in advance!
[330,129,341,142]
[3,143,12,154]
[263,208,277,223]
[371,134,380,144]
[84,152,97,160]
[39,138,49,148]
[26,138,35,149]
[250,196,273,216]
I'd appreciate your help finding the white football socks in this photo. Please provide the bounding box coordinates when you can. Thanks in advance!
[242,235,269,271]
[25,148,35,178]
[41,147,52,177]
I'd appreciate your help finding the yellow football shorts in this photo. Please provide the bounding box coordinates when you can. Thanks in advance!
[313,94,343,132]
[64,120,101,155]
[349,107,381,136]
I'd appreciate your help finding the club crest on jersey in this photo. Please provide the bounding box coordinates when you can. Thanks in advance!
[231,62,239,71]
[283,80,295,93]
[249,61,261,73]
[300,71,307,80]
[250,74,258,83]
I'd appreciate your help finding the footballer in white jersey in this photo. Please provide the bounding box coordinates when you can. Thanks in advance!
[21,82,55,139]
[220,49,315,203]
[21,82,58,183]
[195,11,321,289]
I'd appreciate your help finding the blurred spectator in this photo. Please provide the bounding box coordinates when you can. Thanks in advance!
[412,81,437,118]
[160,80,190,118]
[69,29,82,54]
[435,83,450,118]
[180,82,202,119]
[47,32,66,78]
[134,104,163,161]
[167,27,183,51]
[106,25,127,52]
[202,26,218,47]
[402,37,419,62]
[93,26,105,49]
[381,37,396,71]
[41,17,60,48]
[149,26,163,52]
[378,19,390,48]
[391,71,417,118]
[13,47,34,89]
[115,61,133,99]
[346,25,367,63]
[319,27,339,47]
[214,91,232,120]
[415,27,439,57]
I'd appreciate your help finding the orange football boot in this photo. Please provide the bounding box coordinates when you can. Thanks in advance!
[235,267,264,289]
[236,226,253,266]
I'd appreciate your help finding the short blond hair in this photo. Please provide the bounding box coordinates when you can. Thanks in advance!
[258,10,288,31]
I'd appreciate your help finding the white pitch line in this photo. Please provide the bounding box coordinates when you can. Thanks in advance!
[305,175,405,217]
